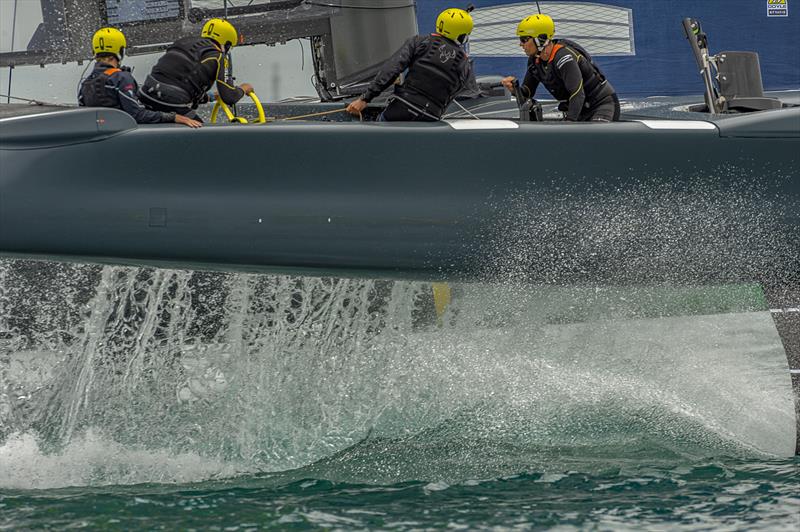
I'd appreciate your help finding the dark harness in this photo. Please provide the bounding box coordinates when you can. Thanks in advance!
[143,37,219,106]
[397,34,468,118]
[80,68,122,108]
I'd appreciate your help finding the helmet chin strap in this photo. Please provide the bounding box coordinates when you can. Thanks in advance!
[534,37,550,58]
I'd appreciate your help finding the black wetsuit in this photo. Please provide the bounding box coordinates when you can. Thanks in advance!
[139,37,245,118]
[78,62,175,124]
[520,39,619,122]
[361,34,472,121]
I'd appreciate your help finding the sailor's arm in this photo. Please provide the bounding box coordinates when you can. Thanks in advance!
[520,69,540,100]
[361,36,419,103]
[205,54,252,106]
[346,36,418,116]
[113,72,176,124]
[555,51,585,121]
[500,71,539,100]
[456,58,474,95]
[114,72,201,128]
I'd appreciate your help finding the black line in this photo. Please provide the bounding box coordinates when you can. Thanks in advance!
[303,1,416,8]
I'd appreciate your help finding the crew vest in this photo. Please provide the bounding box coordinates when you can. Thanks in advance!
[400,34,467,115]
[150,37,219,102]
[558,39,610,101]
[80,68,122,108]
[534,39,613,104]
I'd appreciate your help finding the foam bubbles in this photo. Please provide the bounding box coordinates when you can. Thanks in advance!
[0,429,250,489]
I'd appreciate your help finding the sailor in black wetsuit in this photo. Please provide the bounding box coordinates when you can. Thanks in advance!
[139,18,254,120]
[501,14,620,122]
[79,28,201,128]
[346,8,474,121]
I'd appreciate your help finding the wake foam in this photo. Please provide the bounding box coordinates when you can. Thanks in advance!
[0,429,250,489]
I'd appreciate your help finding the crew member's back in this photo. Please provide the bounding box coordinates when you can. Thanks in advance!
[346,8,474,121]
[139,18,254,119]
[79,27,200,128]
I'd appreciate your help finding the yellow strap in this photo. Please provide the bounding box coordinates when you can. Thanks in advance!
[205,55,236,90]
[564,46,584,62]
[569,79,584,100]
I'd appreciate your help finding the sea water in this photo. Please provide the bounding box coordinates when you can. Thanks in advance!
[0,260,798,530]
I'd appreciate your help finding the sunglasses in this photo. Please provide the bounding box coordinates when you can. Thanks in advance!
[519,36,532,43]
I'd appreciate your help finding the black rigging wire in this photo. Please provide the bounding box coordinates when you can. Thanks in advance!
[6,0,19,104]
[304,1,416,9]
[0,94,74,107]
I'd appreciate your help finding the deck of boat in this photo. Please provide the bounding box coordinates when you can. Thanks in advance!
[2,90,798,122]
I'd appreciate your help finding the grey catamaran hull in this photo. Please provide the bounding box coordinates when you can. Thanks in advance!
[1,106,798,282]
[1,105,799,454]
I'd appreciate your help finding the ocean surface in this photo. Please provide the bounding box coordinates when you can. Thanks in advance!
[1,262,798,530]
[2,449,798,530]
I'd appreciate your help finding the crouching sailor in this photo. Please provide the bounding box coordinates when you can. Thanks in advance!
[79,28,201,128]
[139,18,254,121]
[501,14,620,122]
[346,8,474,121]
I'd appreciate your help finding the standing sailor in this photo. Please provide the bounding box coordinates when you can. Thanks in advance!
[346,8,474,121]
[501,14,620,122]
[79,28,201,128]
[139,18,255,120]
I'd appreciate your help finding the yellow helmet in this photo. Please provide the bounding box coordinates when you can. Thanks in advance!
[517,14,555,46]
[201,18,239,50]
[92,27,126,60]
[436,8,474,44]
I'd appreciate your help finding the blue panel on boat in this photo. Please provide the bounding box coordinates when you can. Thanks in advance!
[416,0,800,96]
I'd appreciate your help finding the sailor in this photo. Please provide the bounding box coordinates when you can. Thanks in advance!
[138,18,254,120]
[501,14,620,122]
[79,28,201,128]
[346,8,474,121]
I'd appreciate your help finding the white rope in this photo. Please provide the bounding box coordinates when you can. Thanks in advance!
[451,99,481,120]
[442,98,512,118]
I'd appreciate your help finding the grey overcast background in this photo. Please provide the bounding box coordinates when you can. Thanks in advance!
[0,0,317,104]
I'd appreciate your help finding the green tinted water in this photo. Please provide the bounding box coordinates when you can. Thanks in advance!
[2,453,798,530]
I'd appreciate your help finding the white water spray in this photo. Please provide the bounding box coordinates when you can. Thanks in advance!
[0,259,796,488]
